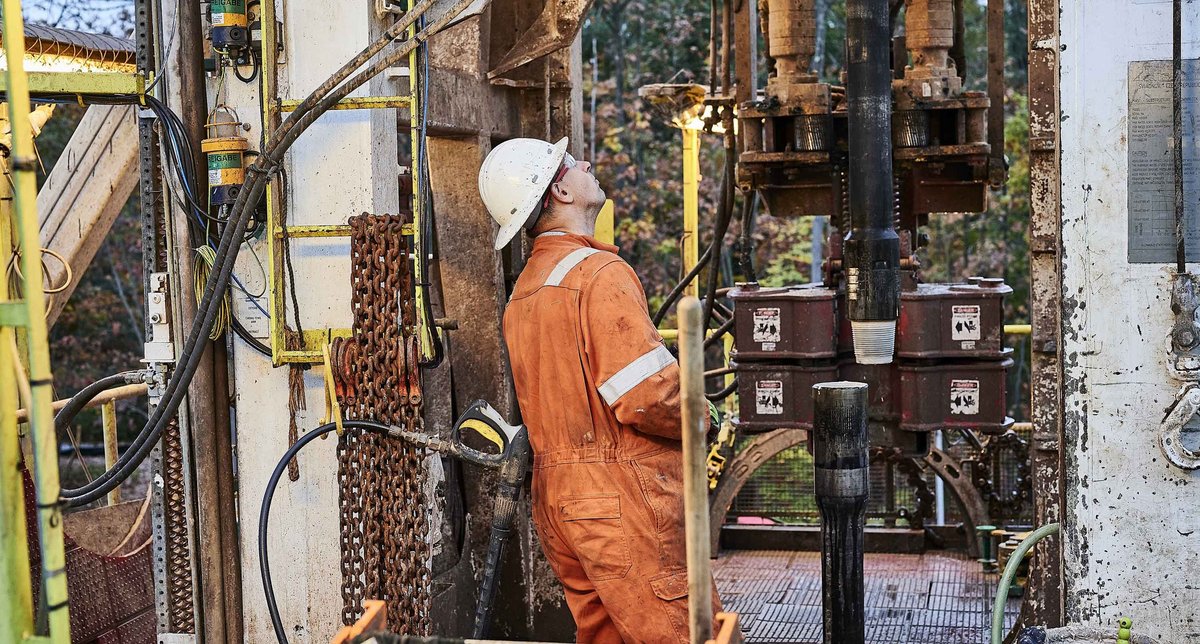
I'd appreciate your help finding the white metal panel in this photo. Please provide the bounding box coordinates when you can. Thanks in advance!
[232,1,397,641]
[1060,1,1200,639]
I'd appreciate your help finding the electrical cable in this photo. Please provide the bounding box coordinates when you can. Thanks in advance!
[54,371,146,433]
[59,0,477,507]
[233,50,260,84]
[231,315,272,357]
[259,420,394,644]
[194,245,232,340]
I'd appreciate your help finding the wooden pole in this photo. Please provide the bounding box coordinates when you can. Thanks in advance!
[678,296,712,643]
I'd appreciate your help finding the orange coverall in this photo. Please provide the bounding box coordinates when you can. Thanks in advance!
[503,231,721,643]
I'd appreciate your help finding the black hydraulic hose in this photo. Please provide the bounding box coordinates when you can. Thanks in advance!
[703,315,735,349]
[652,166,736,327]
[653,243,716,327]
[60,4,476,506]
[1174,0,1185,272]
[259,420,394,644]
[267,0,436,148]
[701,142,737,330]
[54,371,145,432]
[471,429,531,638]
[706,378,738,402]
[736,190,758,281]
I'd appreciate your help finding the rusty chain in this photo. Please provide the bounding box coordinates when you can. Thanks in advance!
[335,214,431,633]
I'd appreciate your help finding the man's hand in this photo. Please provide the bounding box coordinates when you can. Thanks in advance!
[706,400,721,444]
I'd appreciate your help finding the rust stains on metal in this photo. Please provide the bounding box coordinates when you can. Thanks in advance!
[1025,0,1065,628]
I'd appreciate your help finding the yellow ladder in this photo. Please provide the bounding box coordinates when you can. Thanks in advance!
[261,0,436,365]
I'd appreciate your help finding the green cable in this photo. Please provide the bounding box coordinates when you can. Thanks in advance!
[193,245,231,340]
[991,522,1061,644]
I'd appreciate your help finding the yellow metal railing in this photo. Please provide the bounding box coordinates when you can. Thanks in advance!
[0,0,72,639]
[261,1,434,365]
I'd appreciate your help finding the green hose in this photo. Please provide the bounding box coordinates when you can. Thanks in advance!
[991,522,1061,644]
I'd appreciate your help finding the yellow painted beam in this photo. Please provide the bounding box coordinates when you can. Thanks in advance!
[0,104,35,644]
[0,71,146,96]
[277,95,411,112]
[410,0,435,364]
[1,2,72,637]
[1004,324,1032,336]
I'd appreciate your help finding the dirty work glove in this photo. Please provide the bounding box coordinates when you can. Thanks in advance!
[706,400,721,444]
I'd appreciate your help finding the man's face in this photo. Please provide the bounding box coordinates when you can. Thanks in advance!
[554,153,606,213]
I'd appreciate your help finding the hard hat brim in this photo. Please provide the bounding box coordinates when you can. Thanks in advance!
[493,136,569,250]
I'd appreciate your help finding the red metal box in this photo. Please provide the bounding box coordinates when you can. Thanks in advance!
[733,361,839,432]
[730,283,838,361]
[898,358,1014,434]
[897,278,1012,359]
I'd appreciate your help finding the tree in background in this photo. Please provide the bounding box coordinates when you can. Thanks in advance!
[23,0,133,37]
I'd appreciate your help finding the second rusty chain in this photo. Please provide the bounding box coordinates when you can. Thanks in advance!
[333,214,431,633]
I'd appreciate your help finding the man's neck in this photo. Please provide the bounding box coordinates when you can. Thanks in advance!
[539,220,595,238]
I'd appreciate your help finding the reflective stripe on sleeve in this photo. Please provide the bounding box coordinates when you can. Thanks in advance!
[544,248,600,287]
[598,344,676,405]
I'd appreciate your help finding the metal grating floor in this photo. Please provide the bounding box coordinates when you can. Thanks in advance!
[714,549,1022,643]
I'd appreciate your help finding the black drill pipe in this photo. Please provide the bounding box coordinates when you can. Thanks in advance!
[813,381,869,644]
[844,0,900,325]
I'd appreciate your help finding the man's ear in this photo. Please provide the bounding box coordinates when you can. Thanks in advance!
[551,182,576,205]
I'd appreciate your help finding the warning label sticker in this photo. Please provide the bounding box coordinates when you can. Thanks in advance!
[951,305,981,341]
[949,379,980,416]
[753,308,781,345]
[755,380,784,415]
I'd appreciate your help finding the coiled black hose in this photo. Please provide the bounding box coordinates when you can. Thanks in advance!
[259,420,393,644]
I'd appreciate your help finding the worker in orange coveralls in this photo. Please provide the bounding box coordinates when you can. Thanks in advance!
[478,137,722,643]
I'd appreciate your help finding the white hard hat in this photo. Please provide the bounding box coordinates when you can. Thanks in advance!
[478,136,568,249]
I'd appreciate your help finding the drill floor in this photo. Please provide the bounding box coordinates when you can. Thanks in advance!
[713,549,1021,643]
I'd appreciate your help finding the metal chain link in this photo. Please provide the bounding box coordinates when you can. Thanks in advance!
[336,214,431,633]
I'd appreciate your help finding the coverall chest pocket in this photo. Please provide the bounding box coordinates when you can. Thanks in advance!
[558,494,632,581]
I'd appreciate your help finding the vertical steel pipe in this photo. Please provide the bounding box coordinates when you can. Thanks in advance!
[844,0,900,365]
[813,381,869,644]
[679,296,713,644]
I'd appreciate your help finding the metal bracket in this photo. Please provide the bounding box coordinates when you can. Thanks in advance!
[1159,383,1200,470]
[1168,273,1200,380]
[143,272,175,364]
